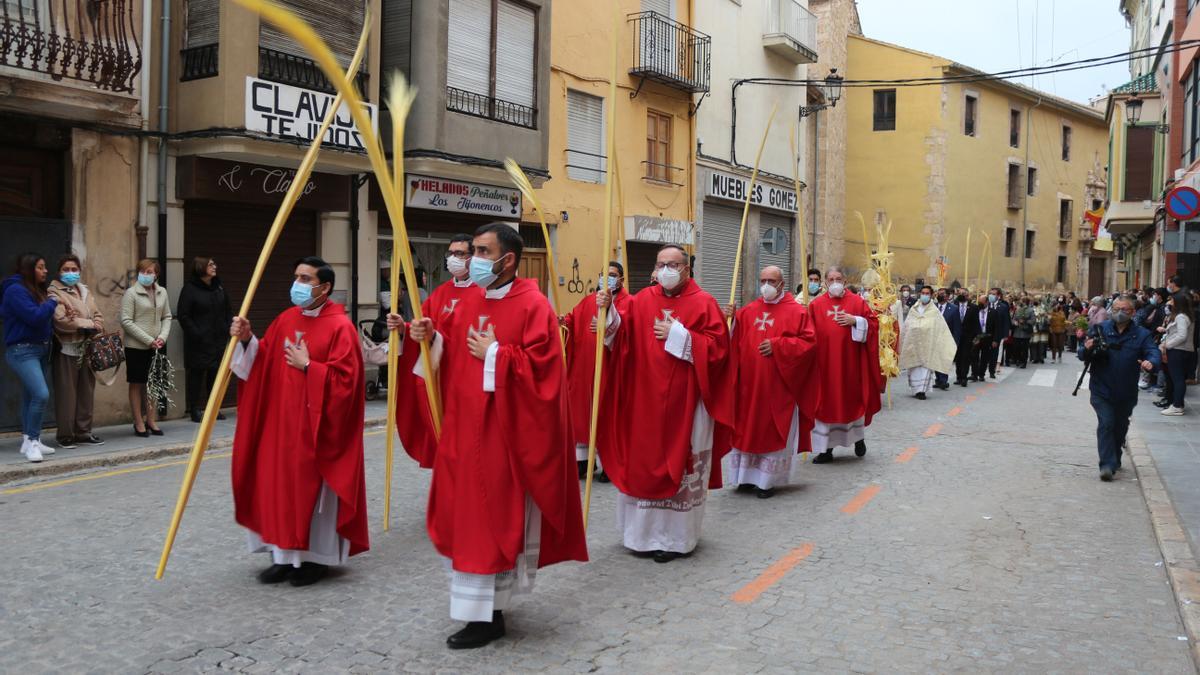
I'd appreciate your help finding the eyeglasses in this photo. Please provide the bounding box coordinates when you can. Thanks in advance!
[653,261,685,271]
[448,250,472,259]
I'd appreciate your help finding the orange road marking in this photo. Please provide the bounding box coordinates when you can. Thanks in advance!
[731,543,814,604]
[986,384,996,391]
[895,446,919,463]
[947,406,963,417]
[923,423,943,438]
[965,395,978,403]
[841,484,881,515]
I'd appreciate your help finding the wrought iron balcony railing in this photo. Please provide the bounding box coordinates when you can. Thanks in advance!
[0,0,142,93]
[763,0,817,65]
[628,11,710,95]
[258,47,368,97]
[180,44,218,81]
[445,85,537,130]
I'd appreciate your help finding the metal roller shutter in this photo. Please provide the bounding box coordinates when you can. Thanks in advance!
[698,203,742,305]
[380,0,412,80]
[567,90,605,182]
[641,0,673,17]
[759,212,793,290]
[447,0,492,96]
[495,0,536,109]
[260,0,366,67]
[626,242,660,294]
[185,0,219,47]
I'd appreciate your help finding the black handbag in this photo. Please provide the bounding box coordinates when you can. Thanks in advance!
[85,332,125,372]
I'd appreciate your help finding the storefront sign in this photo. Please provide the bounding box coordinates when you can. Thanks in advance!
[706,170,798,213]
[176,156,350,212]
[624,215,695,245]
[245,77,378,152]
[405,174,522,218]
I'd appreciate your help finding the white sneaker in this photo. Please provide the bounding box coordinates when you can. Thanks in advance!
[1162,406,1185,416]
[35,439,54,455]
[22,439,43,462]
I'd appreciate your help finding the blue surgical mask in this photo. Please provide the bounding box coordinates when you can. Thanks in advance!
[290,280,314,307]
[808,281,821,295]
[919,295,932,304]
[60,272,81,287]
[987,294,997,304]
[606,275,619,292]
[469,255,501,288]
[138,273,156,287]
[1151,297,1159,306]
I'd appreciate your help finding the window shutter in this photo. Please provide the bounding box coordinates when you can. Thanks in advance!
[260,0,366,67]
[567,90,605,183]
[495,0,536,109]
[447,0,492,97]
[699,204,743,304]
[642,0,673,17]
[1124,126,1155,201]
[186,0,219,47]
[380,0,412,81]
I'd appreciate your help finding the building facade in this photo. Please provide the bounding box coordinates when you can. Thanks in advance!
[844,36,1108,294]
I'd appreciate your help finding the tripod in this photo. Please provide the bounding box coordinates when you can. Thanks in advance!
[1072,361,1091,397]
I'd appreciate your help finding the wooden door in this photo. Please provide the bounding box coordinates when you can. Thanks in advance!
[1088,257,1107,299]
[520,252,547,294]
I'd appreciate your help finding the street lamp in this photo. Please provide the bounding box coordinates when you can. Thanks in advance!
[1125,93,1144,125]
[799,68,844,118]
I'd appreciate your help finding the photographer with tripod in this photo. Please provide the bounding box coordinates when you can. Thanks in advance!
[1077,296,1160,482]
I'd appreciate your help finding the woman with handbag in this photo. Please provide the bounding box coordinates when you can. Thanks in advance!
[176,257,232,423]
[48,254,105,449]
[121,259,172,437]
[1,253,58,462]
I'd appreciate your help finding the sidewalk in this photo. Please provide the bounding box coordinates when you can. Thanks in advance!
[0,400,389,485]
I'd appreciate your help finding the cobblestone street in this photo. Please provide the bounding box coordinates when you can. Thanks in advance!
[1,361,1194,673]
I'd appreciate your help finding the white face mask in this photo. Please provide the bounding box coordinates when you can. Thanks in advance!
[760,282,779,301]
[446,255,468,277]
[828,282,846,298]
[658,267,682,291]
[902,290,910,299]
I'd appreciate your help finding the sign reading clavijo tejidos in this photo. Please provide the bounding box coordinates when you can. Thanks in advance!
[706,170,798,213]
[245,77,379,152]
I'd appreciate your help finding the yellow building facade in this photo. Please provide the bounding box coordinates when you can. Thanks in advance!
[845,36,1108,293]
[536,0,701,309]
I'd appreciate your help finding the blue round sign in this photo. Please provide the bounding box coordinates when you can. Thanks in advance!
[1167,186,1200,221]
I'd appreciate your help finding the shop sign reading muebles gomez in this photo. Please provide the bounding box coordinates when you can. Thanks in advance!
[245,77,379,151]
[707,170,798,213]
[406,174,523,218]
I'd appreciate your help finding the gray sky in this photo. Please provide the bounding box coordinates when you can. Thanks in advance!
[855,0,1133,105]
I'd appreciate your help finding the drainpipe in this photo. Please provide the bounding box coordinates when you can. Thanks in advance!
[1021,97,1042,292]
[136,0,153,261]
[350,176,360,321]
[811,108,820,269]
[156,0,171,284]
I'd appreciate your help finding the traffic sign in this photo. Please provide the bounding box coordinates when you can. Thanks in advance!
[1167,186,1200,220]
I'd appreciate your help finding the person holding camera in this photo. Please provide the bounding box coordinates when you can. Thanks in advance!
[1078,296,1160,482]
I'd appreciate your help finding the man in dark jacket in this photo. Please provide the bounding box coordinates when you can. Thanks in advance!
[1078,295,1160,481]
[988,287,1011,378]
[953,290,979,387]
[935,288,962,390]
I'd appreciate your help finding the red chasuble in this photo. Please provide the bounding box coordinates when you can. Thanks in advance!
[563,288,632,448]
[393,279,479,468]
[231,302,369,556]
[808,292,883,426]
[417,277,587,575]
[731,293,819,455]
[599,279,735,500]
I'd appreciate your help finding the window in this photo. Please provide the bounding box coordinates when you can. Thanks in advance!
[1024,230,1035,259]
[1186,66,1200,164]
[1092,199,1103,210]
[646,110,673,182]
[260,0,365,67]
[964,94,978,136]
[1027,167,1037,197]
[1125,126,1156,201]
[185,0,219,47]
[1061,125,1072,161]
[1056,256,1068,283]
[1004,227,1016,257]
[1010,109,1021,147]
[447,0,538,129]
[1007,163,1023,209]
[873,89,896,131]
[566,90,605,183]
[1059,198,1073,240]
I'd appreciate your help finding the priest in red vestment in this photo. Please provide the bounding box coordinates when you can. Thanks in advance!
[390,223,587,650]
[393,233,479,468]
[596,244,734,564]
[229,257,368,588]
[561,260,631,481]
[808,266,882,464]
[723,265,818,498]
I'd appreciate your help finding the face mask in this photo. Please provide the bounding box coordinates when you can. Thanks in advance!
[60,272,80,287]
[760,283,780,301]
[658,266,682,291]
[919,295,932,305]
[1112,310,1131,325]
[606,275,619,292]
[828,282,845,298]
[987,294,996,304]
[1150,297,1159,306]
[807,281,821,295]
[469,255,502,288]
[138,273,156,287]
[446,255,468,277]
[902,290,910,299]
[290,280,315,307]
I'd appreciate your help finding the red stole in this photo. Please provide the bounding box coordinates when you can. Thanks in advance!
[809,292,883,425]
[564,288,632,448]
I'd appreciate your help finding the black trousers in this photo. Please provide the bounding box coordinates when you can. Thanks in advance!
[1012,338,1030,366]
[974,343,996,378]
[955,346,973,383]
[186,367,218,412]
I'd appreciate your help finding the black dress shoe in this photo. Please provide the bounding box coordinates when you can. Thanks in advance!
[257,563,294,584]
[447,611,506,649]
[630,549,659,558]
[596,470,610,484]
[812,450,833,464]
[79,434,104,445]
[133,425,150,438]
[736,483,756,493]
[915,392,926,400]
[289,562,328,587]
[959,381,968,387]
[756,487,776,499]
[653,550,691,563]
[190,410,203,423]
[854,440,867,457]
[1154,399,1171,408]
[577,460,587,479]
[1099,468,1114,482]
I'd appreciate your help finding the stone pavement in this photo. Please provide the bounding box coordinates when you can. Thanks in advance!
[0,361,1194,673]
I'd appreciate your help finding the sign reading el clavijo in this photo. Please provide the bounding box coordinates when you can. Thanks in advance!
[245,77,379,152]
[707,170,798,213]
[406,174,522,218]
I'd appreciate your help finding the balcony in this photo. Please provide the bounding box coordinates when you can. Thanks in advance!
[445,86,537,130]
[0,0,142,93]
[181,44,218,81]
[763,0,817,65]
[258,47,368,98]
[628,11,710,95]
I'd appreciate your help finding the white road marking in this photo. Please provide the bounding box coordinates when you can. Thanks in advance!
[1028,368,1058,387]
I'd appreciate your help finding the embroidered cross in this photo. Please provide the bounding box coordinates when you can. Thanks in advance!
[660,309,675,322]
[754,312,775,331]
[442,298,460,316]
[283,331,305,349]
[470,315,494,336]
[826,306,846,322]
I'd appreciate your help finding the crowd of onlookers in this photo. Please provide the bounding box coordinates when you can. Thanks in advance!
[0,253,231,462]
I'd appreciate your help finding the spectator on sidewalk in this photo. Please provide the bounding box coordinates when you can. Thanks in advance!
[1049,302,1067,363]
[1087,296,1108,328]
[121,259,171,438]
[1159,293,1194,416]
[48,254,105,449]
[1079,295,1160,482]
[1011,297,1034,368]
[177,257,232,423]
[1,253,58,462]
